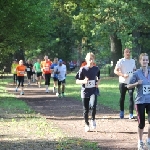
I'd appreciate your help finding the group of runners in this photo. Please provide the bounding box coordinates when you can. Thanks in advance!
[11,56,67,98]
[76,50,150,150]
[11,50,150,150]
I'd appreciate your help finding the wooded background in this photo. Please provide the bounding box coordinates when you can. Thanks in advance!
[1,0,150,75]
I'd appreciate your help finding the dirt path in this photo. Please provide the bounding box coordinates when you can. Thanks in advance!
[7,83,149,150]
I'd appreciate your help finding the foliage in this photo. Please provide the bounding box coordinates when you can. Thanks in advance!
[1,0,150,66]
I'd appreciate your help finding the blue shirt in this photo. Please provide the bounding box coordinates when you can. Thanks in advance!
[76,65,100,98]
[69,62,74,68]
[51,63,58,78]
[129,68,150,104]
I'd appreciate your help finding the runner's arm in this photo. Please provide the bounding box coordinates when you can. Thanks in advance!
[127,72,142,89]
[114,66,124,77]
[127,82,139,89]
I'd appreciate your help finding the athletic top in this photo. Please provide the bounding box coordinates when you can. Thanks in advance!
[75,65,100,98]
[25,63,33,73]
[129,68,150,104]
[41,60,52,74]
[34,62,42,73]
[54,64,66,81]
[115,58,136,84]
[11,63,18,74]
[16,65,26,76]
[50,63,58,78]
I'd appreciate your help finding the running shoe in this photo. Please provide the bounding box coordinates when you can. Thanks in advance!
[91,120,96,129]
[85,124,90,132]
[138,141,144,150]
[120,111,124,119]
[146,140,150,150]
[20,91,24,95]
[45,89,49,93]
[129,114,135,119]
[15,87,18,92]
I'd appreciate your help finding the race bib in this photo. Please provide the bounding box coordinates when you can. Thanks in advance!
[85,80,95,88]
[20,71,24,75]
[143,85,150,95]
[27,68,30,71]
[44,67,49,71]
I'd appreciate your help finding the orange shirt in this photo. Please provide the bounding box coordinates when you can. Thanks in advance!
[80,62,96,67]
[41,60,52,74]
[16,65,26,76]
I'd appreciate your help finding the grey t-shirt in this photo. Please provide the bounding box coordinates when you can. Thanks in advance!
[129,68,150,104]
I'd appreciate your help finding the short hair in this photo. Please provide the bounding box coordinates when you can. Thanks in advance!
[139,53,149,61]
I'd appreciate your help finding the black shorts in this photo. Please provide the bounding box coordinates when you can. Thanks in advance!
[17,76,24,83]
[27,72,32,79]
[58,79,65,85]
[37,72,42,77]
[53,77,58,81]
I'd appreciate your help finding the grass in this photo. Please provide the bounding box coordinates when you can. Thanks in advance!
[0,77,101,150]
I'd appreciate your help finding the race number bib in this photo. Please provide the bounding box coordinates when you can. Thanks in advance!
[20,71,24,75]
[27,68,30,71]
[44,67,49,71]
[143,85,150,95]
[85,80,95,88]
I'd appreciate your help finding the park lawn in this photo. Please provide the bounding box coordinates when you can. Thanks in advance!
[65,73,131,114]
[0,77,100,150]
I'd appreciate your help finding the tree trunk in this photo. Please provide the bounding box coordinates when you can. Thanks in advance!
[109,33,122,77]
[132,30,142,68]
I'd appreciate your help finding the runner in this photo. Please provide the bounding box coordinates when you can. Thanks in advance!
[54,59,67,98]
[69,61,75,73]
[11,59,18,85]
[114,48,136,119]
[50,58,58,93]
[15,60,26,95]
[32,65,36,83]
[41,55,52,93]
[75,52,100,132]
[25,60,33,85]
[33,59,42,88]
[127,53,150,150]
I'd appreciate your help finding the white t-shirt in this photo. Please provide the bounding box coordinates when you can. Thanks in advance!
[54,64,66,81]
[116,58,136,84]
